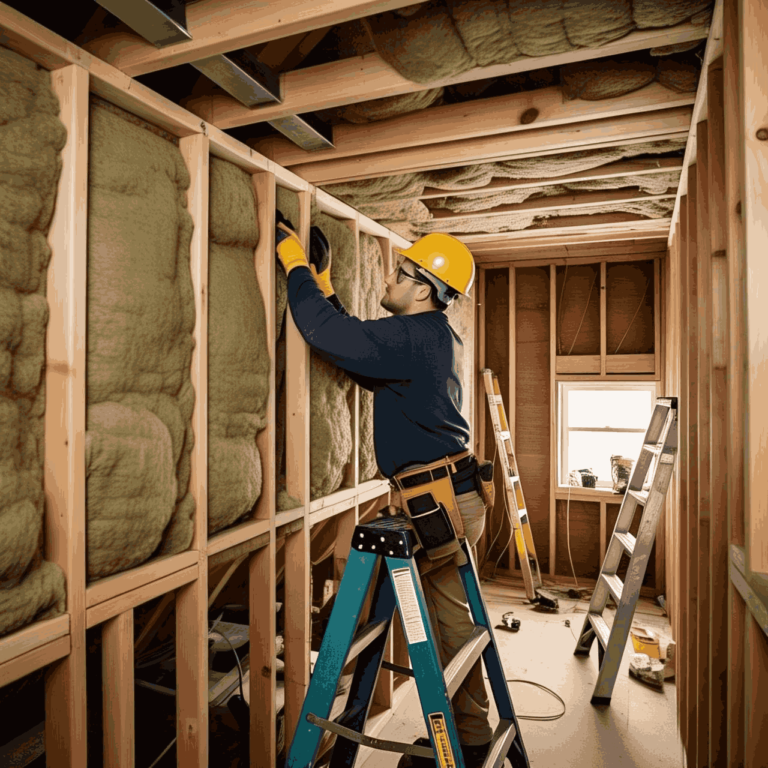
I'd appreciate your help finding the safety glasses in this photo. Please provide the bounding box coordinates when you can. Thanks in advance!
[395,257,430,286]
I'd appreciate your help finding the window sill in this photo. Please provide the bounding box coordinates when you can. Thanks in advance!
[555,486,624,502]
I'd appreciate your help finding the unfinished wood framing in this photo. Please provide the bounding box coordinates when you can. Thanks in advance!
[0,12,414,766]
[290,108,692,184]
[201,21,710,130]
[258,84,695,168]
[663,1,768,763]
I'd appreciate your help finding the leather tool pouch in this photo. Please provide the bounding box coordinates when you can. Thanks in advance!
[396,468,465,561]
[476,460,496,510]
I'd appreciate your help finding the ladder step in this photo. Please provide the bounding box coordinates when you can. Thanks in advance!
[602,573,624,605]
[643,443,662,455]
[347,620,389,663]
[482,719,518,768]
[614,531,636,556]
[587,613,611,648]
[444,625,490,699]
[629,489,649,505]
[498,430,511,441]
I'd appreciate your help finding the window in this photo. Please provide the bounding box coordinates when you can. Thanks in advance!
[558,382,656,488]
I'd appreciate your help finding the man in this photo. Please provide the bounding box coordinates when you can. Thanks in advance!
[276,220,494,768]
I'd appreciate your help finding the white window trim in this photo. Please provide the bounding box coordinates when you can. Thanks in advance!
[558,381,657,488]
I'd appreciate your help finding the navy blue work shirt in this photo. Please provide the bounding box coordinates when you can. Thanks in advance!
[286,267,470,478]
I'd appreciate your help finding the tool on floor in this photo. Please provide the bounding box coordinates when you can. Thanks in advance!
[481,369,558,612]
[573,397,678,704]
[497,613,521,633]
[285,516,530,768]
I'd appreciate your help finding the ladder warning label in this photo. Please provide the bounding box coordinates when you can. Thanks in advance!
[428,713,457,768]
[391,568,428,645]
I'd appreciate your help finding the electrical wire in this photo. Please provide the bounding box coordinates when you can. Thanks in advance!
[147,737,176,768]
[147,620,246,768]
[565,484,579,589]
[566,270,598,357]
[613,278,650,354]
[482,677,566,721]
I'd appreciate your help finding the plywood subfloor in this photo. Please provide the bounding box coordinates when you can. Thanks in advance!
[359,579,682,768]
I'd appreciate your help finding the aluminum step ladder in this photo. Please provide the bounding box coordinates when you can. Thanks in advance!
[286,516,530,768]
[482,369,557,611]
[573,397,679,704]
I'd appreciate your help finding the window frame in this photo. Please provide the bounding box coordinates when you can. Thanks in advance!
[558,381,658,488]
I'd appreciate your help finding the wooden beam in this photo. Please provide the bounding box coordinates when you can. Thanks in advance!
[284,189,312,748]
[695,121,712,768]
[677,195,690,750]
[290,108,692,184]
[251,171,277,768]
[44,63,89,768]
[102,611,134,768]
[707,55,729,768]
[723,0,746,762]
[600,262,607,376]
[81,0,423,76]
[204,21,710,130]
[180,132,209,553]
[740,0,768,576]
[419,158,684,200]
[258,83,695,167]
[507,266,516,571]
[429,191,678,222]
[685,164,700,766]
[472,238,667,259]
[669,0,725,244]
[549,265,557,576]
[257,27,331,72]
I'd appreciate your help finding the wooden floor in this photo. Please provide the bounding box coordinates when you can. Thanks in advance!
[360,579,682,768]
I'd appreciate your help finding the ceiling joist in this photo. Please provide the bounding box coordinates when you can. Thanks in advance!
[470,237,667,257]
[256,82,695,167]
[289,108,692,184]
[458,216,671,245]
[187,20,709,130]
[418,158,684,200]
[429,190,677,222]
[81,0,422,76]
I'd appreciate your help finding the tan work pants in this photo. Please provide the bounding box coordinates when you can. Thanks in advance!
[420,490,492,747]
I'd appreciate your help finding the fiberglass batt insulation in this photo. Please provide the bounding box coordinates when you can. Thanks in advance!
[86,100,196,581]
[358,234,386,482]
[208,157,269,535]
[309,209,357,499]
[363,0,712,85]
[324,138,687,240]
[0,46,66,637]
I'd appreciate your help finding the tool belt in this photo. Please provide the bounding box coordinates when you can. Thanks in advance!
[392,450,473,561]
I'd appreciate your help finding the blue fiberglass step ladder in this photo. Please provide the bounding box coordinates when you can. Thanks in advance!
[573,397,679,704]
[286,516,530,768]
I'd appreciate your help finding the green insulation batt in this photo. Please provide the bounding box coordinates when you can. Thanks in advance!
[363,0,711,84]
[0,46,66,636]
[207,157,269,535]
[323,0,708,123]
[308,208,357,499]
[324,138,687,240]
[86,100,195,581]
[358,234,386,483]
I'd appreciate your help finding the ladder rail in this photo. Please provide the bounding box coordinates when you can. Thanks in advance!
[481,369,542,601]
[573,398,678,705]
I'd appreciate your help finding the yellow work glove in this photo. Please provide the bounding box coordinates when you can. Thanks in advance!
[276,222,308,275]
[309,226,334,298]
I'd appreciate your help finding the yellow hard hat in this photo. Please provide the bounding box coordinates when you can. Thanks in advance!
[394,233,476,299]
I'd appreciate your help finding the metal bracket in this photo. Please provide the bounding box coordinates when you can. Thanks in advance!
[96,0,190,47]
[306,713,434,757]
[192,49,281,108]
